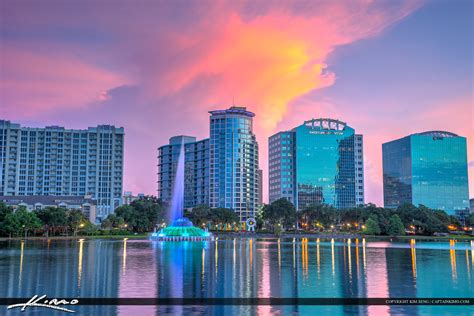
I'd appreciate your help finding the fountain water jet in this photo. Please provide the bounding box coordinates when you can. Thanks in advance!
[151,139,213,241]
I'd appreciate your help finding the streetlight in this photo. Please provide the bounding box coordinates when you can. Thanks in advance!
[22,225,26,240]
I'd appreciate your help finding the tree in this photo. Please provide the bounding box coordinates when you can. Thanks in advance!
[14,207,43,238]
[387,214,405,236]
[299,204,337,229]
[1,212,21,237]
[36,207,68,236]
[189,205,210,227]
[363,215,381,235]
[209,208,239,225]
[0,203,14,236]
[115,196,165,232]
[262,198,296,231]
[396,204,447,235]
[81,222,99,236]
[67,209,86,236]
[101,214,125,229]
[468,213,474,227]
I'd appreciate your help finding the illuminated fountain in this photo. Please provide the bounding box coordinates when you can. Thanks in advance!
[151,139,213,241]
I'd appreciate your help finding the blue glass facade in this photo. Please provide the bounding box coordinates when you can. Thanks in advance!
[157,136,209,209]
[383,131,469,215]
[209,107,259,221]
[269,118,364,210]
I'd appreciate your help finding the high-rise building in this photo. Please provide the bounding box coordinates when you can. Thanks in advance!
[157,136,209,209]
[257,169,263,207]
[209,106,260,221]
[269,131,296,204]
[0,120,124,221]
[269,118,364,210]
[383,131,469,216]
[157,107,260,222]
[122,191,145,205]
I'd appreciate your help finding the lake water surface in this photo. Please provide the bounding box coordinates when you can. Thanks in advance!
[0,238,473,315]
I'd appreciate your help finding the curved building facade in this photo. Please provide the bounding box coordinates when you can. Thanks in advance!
[209,107,260,221]
[382,130,469,216]
[269,118,364,210]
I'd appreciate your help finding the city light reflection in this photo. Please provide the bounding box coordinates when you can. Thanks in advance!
[450,240,457,282]
[316,238,320,277]
[122,238,127,274]
[331,238,335,277]
[19,241,24,284]
[277,238,281,270]
[78,239,84,285]
[411,245,417,279]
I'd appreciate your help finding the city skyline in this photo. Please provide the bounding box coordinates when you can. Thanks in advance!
[1,0,473,205]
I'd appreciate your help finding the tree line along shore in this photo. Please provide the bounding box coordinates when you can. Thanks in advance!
[1,196,473,239]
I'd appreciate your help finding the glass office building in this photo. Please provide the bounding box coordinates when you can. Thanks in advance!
[209,106,260,221]
[0,120,124,221]
[269,118,364,210]
[157,136,209,209]
[383,131,469,216]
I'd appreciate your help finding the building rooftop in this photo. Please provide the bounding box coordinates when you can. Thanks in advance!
[0,120,124,133]
[209,106,255,117]
[413,131,459,138]
[0,196,96,205]
[303,118,347,131]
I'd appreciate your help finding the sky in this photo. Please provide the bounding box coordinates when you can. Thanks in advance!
[1,0,473,205]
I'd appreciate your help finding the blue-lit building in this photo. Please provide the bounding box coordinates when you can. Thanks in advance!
[157,136,209,209]
[209,107,260,221]
[157,106,260,221]
[269,118,364,210]
[383,131,469,216]
[0,120,124,220]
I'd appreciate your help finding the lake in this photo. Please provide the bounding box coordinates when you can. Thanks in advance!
[0,238,473,315]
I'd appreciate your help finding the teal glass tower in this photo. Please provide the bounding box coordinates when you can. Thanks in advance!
[382,131,469,216]
[269,118,364,210]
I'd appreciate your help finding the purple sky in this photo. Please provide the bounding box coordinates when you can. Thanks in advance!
[1,0,472,204]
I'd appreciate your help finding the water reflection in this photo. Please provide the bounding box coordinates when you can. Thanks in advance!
[331,238,335,277]
[78,239,84,285]
[122,238,127,274]
[366,246,389,316]
[277,238,281,270]
[19,241,24,284]
[0,238,473,316]
[316,238,320,277]
[411,246,417,278]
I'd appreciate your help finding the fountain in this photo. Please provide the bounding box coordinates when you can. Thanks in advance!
[151,139,213,241]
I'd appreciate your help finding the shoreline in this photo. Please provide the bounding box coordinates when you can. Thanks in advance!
[1,232,473,242]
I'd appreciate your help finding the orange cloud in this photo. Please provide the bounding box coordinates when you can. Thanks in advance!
[140,2,423,132]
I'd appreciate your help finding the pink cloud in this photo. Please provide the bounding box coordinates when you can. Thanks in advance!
[1,1,427,203]
[0,47,128,116]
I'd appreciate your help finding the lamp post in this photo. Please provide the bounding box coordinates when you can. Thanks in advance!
[23,225,26,240]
